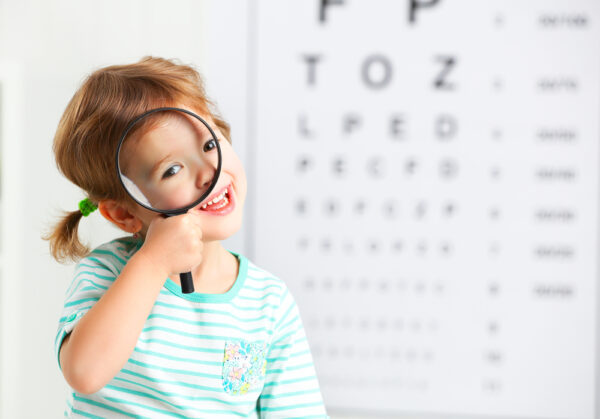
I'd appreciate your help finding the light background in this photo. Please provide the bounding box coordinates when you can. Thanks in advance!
[247,1,599,418]
[0,1,597,418]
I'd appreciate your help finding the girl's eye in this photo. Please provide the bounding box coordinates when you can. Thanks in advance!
[162,164,182,179]
[203,139,218,152]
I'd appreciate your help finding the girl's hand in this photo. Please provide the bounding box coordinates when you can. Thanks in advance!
[138,212,204,277]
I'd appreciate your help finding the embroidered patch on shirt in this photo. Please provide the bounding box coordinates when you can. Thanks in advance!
[222,339,267,395]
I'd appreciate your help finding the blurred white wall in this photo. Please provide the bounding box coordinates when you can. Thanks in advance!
[0,1,251,417]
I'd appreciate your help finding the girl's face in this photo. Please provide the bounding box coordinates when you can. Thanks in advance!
[122,110,247,242]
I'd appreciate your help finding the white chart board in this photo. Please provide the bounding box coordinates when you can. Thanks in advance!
[248,1,599,418]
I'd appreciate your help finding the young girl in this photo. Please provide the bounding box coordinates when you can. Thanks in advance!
[47,56,328,418]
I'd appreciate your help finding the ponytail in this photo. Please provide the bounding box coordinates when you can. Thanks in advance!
[44,209,89,263]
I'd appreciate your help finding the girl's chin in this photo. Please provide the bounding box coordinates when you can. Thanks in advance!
[201,217,243,242]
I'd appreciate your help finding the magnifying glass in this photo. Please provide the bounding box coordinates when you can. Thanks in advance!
[115,107,222,294]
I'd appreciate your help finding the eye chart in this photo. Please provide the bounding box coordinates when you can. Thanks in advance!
[248,1,599,418]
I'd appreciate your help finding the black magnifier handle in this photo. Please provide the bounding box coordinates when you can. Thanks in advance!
[180,272,194,294]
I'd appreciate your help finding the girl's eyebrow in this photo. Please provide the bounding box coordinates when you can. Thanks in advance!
[150,153,173,177]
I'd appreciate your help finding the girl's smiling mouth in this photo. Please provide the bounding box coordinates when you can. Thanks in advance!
[198,184,235,215]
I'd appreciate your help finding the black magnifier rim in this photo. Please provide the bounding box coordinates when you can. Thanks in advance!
[115,107,223,216]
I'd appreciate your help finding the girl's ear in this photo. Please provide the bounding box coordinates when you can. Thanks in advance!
[98,200,143,233]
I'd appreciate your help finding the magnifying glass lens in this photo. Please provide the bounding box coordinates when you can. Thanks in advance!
[117,108,222,214]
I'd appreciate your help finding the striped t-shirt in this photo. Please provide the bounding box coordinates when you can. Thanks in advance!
[55,236,328,418]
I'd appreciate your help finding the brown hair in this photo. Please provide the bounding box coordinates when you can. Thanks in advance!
[44,56,231,263]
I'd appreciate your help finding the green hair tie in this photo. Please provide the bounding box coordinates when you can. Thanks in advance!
[78,198,98,217]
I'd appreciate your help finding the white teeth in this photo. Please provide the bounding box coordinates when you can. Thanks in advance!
[214,197,229,209]
[202,188,229,209]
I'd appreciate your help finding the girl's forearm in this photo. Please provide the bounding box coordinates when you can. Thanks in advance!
[59,250,168,394]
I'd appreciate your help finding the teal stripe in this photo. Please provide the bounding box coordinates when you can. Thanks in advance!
[259,388,321,399]
[147,314,272,334]
[65,297,99,308]
[275,301,295,330]
[86,257,120,274]
[71,408,105,418]
[90,249,127,265]
[243,283,282,292]
[237,292,281,301]
[103,396,187,419]
[137,338,223,354]
[103,396,251,418]
[142,326,254,341]
[127,358,221,379]
[105,385,254,416]
[295,336,308,344]
[158,290,279,310]
[73,394,145,418]
[280,315,300,331]
[247,268,275,276]
[154,301,276,323]
[271,343,293,351]
[119,369,260,397]
[114,236,140,246]
[112,377,256,407]
[263,376,317,387]
[271,326,301,346]
[80,285,101,292]
[279,288,289,303]
[74,270,115,282]
[133,347,222,366]
[267,362,313,374]
[246,270,280,282]
[77,262,114,273]
[268,349,310,363]
[230,301,279,311]
[121,369,223,392]
[259,401,324,412]
[114,243,137,254]
[58,306,93,323]
[290,349,311,357]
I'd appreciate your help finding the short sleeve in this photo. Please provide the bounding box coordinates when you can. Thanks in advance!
[258,286,328,418]
[54,251,122,369]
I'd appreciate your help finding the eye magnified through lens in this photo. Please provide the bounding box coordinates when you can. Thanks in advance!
[115,107,223,293]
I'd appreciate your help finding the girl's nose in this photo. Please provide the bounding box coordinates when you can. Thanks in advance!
[195,165,216,191]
